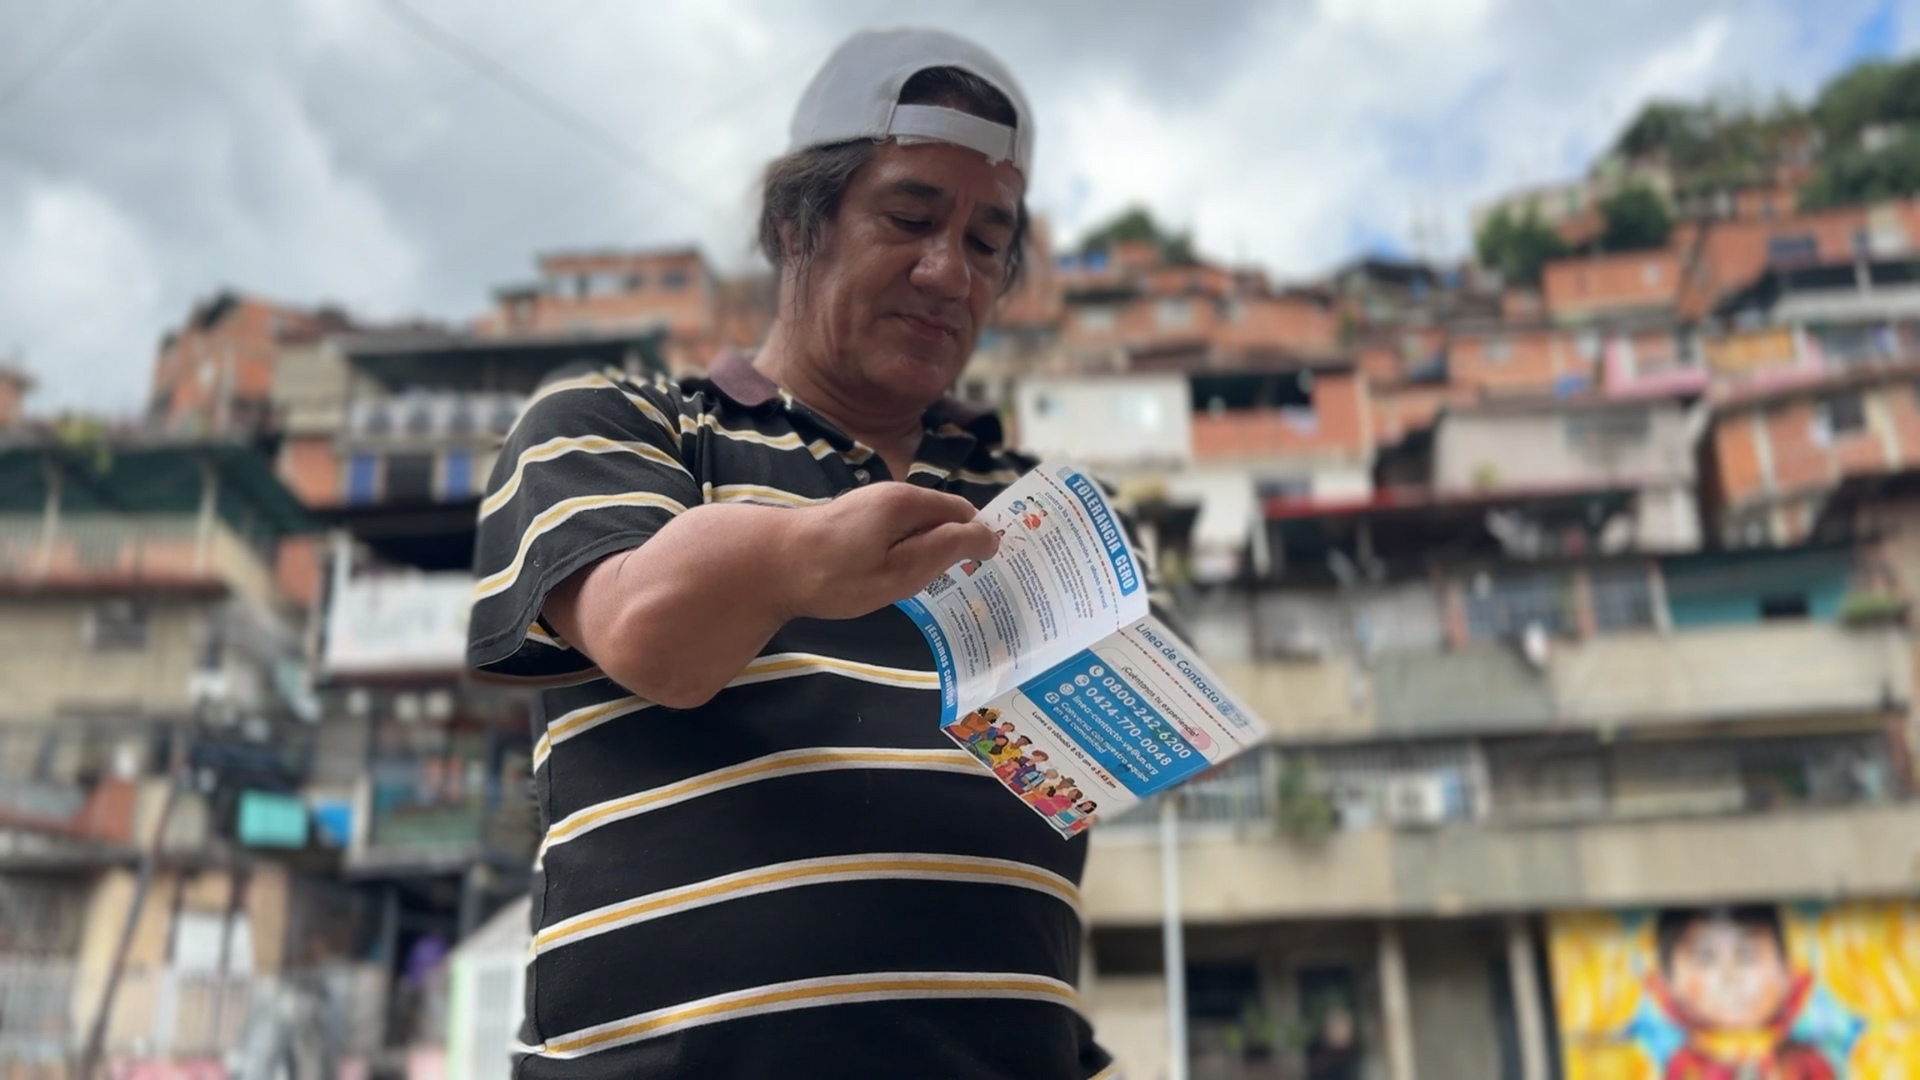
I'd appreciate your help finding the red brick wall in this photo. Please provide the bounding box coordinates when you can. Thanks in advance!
[1192,370,1366,460]
[279,436,338,508]
[1543,251,1681,319]
[149,297,297,431]
[1215,295,1337,353]
[1712,418,1764,506]
[1449,328,1588,394]
[1717,380,1920,510]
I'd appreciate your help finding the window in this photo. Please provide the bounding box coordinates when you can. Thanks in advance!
[1486,338,1513,364]
[442,450,474,500]
[1760,594,1810,620]
[625,273,646,292]
[1563,409,1651,448]
[1031,393,1058,418]
[1589,565,1655,632]
[447,402,476,435]
[661,269,690,290]
[575,274,592,299]
[1187,962,1262,1022]
[1464,571,1573,640]
[86,601,149,650]
[404,402,434,435]
[490,401,520,435]
[1076,305,1116,333]
[1767,234,1818,264]
[385,453,435,503]
[346,453,379,505]
[362,406,392,436]
[1641,261,1663,286]
[1155,298,1194,329]
[1853,228,1872,257]
[1221,298,1246,324]
[1813,392,1867,444]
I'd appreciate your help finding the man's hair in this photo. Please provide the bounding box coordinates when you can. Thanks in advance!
[1655,906,1787,973]
[758,65,1029,292]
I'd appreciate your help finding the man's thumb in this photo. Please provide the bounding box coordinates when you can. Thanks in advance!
[894,521,998,583]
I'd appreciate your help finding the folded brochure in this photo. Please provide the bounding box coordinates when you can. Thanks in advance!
[897,462,1269,837]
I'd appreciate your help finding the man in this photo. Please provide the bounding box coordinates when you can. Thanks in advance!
[468,28,1120,1079]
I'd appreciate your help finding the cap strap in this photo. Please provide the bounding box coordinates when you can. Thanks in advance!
[886,104,1015,165]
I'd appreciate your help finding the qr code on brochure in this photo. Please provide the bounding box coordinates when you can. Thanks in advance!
[925,573,957,599]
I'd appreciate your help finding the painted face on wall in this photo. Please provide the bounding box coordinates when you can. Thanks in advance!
[1667,914,1795,1030]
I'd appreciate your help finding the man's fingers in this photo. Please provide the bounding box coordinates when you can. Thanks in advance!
[869,484,981,530]
[893,521,998,584]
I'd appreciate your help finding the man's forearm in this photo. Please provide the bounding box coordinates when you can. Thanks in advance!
[546,503,801,709]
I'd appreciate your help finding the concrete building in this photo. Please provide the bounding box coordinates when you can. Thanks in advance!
[0,432,390,1075]
[1430,395,1704,552]
[1081,490,1918,1080]
[1705,364,1920,548]
[478,248,773,375]
[146,291,356,438]
[263,325,675,1061]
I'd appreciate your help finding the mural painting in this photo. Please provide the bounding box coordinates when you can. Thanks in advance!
[1549,902,1920,1079]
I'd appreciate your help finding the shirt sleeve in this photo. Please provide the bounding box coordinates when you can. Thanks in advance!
[466,368,702,681]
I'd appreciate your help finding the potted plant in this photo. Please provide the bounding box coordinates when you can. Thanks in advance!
[1275,754,1339,841]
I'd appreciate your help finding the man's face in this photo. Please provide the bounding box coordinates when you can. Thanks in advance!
[801,140,1023,410]
[1666,917,1794,1029]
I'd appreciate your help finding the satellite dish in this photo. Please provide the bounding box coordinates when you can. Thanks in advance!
[1521,621,1552,670]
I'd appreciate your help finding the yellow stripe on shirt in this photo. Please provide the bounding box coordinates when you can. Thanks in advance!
[472,490,688,603]
[480,436,690,520]
[540,746,982,853]
[533,971,1080,1059]
[533,852,1080,956]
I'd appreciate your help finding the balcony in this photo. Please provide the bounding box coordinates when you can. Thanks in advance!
[0,725,211,865]
[0,514,281,610]
[1217,622,1910,742]
[347,757,536,874]
[322,571,474,677]
[1085,799,1920,924]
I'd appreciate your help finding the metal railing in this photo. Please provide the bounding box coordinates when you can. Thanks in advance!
[0,514,279,607]
[0,959,386,1074]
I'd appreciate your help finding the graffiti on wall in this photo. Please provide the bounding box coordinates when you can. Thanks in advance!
[1549,903,1920,1079]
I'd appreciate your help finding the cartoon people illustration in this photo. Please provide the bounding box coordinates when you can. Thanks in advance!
[947,707,1000,745]
[1646,907,1835,1080]
[988,735,1032,766]
[959,559,983,576]
[995,749,1047,783]
[1021,507,1046,530]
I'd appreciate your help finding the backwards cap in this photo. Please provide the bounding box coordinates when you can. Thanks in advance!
[788,28,1033,177]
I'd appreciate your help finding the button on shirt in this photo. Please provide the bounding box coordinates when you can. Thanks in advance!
[467,352,1118,1079]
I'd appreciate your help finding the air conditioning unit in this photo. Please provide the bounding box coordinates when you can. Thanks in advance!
[1383,773,1450,828]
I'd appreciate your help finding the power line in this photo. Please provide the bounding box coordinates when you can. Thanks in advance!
[338,0,626,164]
[0,0,131,114]
[429,0,939,267]
[375,0,722,216]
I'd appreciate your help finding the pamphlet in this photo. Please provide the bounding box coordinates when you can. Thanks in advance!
[897,462,1269,837]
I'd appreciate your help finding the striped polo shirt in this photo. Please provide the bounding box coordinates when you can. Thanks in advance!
[468,351,1118,1079]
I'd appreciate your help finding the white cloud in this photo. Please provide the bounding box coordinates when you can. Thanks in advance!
[0,0,1906,414]
[0,181,164,414]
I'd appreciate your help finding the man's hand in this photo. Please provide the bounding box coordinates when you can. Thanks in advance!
[547,482,997,709]
[782,482,999,621]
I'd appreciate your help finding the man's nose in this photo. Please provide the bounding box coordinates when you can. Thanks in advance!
[909,226,972,301]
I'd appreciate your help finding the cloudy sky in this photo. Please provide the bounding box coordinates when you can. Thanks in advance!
[0,0,1909,415]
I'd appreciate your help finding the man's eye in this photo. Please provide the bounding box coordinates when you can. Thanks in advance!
[969,236,1000,257]
[889,216,930,232]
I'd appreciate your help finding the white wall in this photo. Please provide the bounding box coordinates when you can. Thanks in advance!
[1434,404,1693,494]
[1016,375,1192,468]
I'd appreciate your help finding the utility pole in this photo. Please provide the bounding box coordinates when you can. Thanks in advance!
[1160,793,1188,1080]
[76,723,187,1079]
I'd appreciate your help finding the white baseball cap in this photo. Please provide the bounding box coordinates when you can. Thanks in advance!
[789,28,1034,177]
